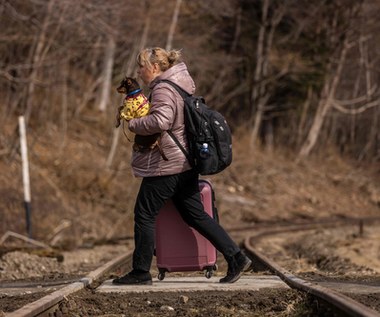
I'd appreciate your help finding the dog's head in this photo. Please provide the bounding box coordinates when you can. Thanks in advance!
[116,77,140,94]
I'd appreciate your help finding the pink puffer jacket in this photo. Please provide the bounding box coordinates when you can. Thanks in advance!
[128,62,195,177]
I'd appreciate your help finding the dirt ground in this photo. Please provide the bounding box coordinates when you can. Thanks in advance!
[1,120,380,315]
[61,289,329,317]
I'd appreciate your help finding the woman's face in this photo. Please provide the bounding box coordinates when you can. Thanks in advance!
[137,62,161,86]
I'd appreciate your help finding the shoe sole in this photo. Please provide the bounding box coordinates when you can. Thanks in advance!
[112,279,153,285]
[219,258,252,284]
[243,259,252,271]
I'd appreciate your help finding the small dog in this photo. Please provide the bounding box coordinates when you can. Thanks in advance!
[116,77,150,125]
[116,77,166,158]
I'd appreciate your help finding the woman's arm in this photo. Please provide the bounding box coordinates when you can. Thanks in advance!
[128,85,176,135]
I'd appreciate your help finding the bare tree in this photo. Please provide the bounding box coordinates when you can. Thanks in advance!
[106,4,152,169]
[298,37,352,159]
[250,0,286,149]
[166,0,182,51]
[98,36,116,112]
[1,0,380,163]
[298,1,380,160]
[24,0,57,123]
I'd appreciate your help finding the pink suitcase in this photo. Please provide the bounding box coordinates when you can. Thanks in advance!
[155,179,218,280]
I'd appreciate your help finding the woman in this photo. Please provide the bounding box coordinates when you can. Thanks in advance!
[113,47,251,285]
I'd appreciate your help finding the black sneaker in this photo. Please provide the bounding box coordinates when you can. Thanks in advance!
[112,270,152,285]
[220,252,252,283]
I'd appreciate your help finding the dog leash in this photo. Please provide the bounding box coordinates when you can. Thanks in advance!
[122,120,133,143]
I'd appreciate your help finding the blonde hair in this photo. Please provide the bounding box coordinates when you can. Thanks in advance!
[137,47,182,71]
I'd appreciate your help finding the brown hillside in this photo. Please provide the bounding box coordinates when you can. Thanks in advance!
[1,119,379,248]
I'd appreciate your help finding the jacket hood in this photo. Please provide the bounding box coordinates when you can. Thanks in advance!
[150,62,195,95]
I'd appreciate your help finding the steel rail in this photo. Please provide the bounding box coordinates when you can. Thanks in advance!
[244,230,380,317]
[5,217,380,316]
[228,215,380,233]
[5,251,133,317]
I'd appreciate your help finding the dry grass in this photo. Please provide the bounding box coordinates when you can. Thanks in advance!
[1,117,379,248]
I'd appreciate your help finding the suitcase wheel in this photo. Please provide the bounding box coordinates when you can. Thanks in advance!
[205,270,213,279]
[205,264,217,279]
[158,269,166,281]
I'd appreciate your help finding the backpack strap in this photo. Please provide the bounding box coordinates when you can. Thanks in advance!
[167,130,191,161]
[156,80,192,162]
[159,79,190,99]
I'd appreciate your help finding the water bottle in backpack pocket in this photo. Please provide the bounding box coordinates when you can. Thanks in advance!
[195,141,220,175]
[199,143,210,159]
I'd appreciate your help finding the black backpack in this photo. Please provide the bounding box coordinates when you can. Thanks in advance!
[160,80,232,175]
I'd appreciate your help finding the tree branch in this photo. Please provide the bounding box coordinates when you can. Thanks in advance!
[331,99,379,115]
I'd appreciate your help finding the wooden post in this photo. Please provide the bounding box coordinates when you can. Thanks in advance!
[19,116,32,238]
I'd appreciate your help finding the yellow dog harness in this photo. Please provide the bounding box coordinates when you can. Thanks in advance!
[119,89,150,121]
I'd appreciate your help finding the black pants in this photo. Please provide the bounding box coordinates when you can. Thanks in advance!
[132,169,240,272]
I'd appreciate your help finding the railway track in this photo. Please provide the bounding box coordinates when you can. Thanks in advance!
[3,251,133,317]
[243,220,380,317]
[2,217,380,317]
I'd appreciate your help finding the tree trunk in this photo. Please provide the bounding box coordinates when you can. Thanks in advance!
[250,1,285,148]
[98,36,116,112]
[298,38,350,160]
[25,0,56,123]
[263,119,274,152]
[297,86,312,146]
[206,7,242,104]
[106,11,151,169]
[358,37,377,161]
[166,0,182,51]
[59,63,68,154]
[250,0,269,147]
